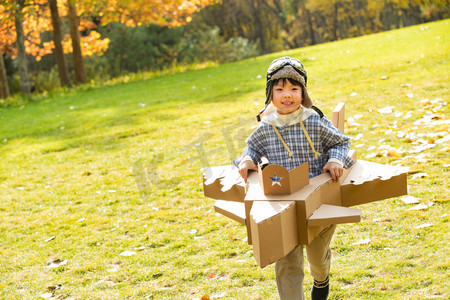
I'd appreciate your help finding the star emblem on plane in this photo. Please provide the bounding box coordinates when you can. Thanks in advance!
[269,173,283,186]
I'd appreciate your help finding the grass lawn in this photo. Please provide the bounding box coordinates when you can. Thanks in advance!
[0,19,448,299]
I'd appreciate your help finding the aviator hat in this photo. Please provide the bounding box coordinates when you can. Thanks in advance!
[257,56,313,121]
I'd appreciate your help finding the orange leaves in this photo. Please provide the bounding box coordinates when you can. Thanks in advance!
[100,0,216,27]
[80,32,110,57]
[2,0,216,61]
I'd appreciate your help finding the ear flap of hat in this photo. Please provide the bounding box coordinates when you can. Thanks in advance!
[302,88,313,108]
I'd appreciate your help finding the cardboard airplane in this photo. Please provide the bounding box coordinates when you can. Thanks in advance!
[203,103,408,268]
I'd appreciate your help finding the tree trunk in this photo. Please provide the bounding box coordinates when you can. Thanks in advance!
[333,2,339,40]
[250,0,267,53]
[68,0,86,84]
[49,0,72,87]
[14,0,31,94]
[306,9,316,45]
[0,50,10,99]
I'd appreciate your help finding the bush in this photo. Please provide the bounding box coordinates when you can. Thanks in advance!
[180,25,259,64]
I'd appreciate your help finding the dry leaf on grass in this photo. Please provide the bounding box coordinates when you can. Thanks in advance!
[400,196,420,204]
[411,172,428,180]
[40,292,54,298]
[119,251,136,256]
[435,198,449,203]
[408,202,433,211]
[378,106,395,114]
[353,238,371,245]
[416,223,433,229]
[207,273,218,280]
[47,259,68,268]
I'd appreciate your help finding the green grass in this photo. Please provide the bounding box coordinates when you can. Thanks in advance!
[0,20,449,299]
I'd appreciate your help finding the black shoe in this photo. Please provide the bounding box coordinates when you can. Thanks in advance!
[311,276,329,300]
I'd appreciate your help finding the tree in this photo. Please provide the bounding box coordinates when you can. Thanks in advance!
[0,51,10,98]
[68,0,86,84]
[14,0,31,94]
[49,0,72,87]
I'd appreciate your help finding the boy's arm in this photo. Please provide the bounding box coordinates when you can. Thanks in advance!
[320,117,353,168]
[234,146,262,182]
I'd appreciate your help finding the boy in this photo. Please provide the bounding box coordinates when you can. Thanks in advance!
[235,57,354,300]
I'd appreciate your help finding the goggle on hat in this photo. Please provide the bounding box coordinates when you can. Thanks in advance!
[257,56,313,121]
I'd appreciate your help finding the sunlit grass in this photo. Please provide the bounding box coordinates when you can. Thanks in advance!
[0,20,448,299]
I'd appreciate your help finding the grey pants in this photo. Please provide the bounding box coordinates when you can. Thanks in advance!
[275,225,336,300]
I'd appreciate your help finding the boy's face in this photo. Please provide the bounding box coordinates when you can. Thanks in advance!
[271,78,303,115]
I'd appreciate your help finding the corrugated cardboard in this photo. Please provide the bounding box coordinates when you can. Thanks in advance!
[245,170,342,245]
[214,200,246,225]
[341,160,408,207]
[258,162,309,195]
[203,165,246,202]
[250,200,298,268]
[332,102,345,132]
[308,204,361,227]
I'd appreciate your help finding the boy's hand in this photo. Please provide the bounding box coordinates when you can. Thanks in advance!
[323,162,343,182]
[238,160,258,183]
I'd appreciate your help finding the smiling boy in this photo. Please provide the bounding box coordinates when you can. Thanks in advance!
[234,57,353,300]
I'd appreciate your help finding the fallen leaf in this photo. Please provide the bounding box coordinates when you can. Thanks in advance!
[40,292,53,298]
[400,196,420,204]
[211,292,227,298]
[387,148,402,157]
[189,229,198,234]
[207,273,218,280]
[134,246,146,251]
[416,223,433,229]
[47,284,62,291]
[365,152,377,159]
[353,238,371,245]
[378,106,395,114]
[47,259,68,268]
[107,265,120,272]
[435,198,449,203]
[201,295,211,300]
[76,218,85,223]
[45,236,56,243]
[411,173,428,180]
[152,272,163,278]
[119,251,136,256]
[409,204,429,211]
